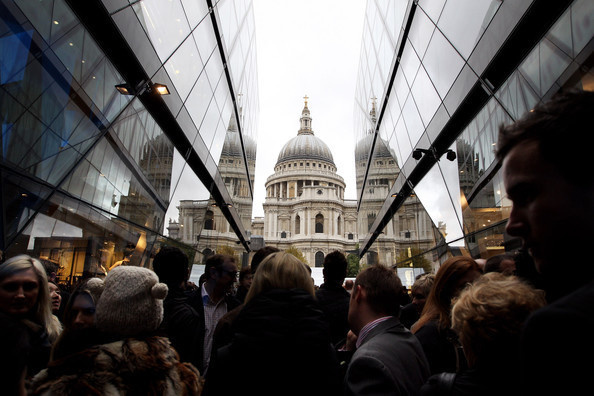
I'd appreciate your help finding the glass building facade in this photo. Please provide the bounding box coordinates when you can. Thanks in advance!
[355,0,594,267]
[0,0,258,283]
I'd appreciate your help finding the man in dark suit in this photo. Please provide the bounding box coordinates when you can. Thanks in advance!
[153,246,203,369]
[497,90,594,395]
[344,265,429,395]
[316,250,351,346]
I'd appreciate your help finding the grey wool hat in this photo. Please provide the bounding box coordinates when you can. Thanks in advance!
[90,266,168,337]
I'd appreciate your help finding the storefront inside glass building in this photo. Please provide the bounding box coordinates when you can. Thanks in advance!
[0,0,258,284]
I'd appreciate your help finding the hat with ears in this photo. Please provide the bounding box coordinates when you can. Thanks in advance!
[88,266,168,337]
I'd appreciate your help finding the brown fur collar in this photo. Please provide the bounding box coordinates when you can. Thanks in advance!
[31,336,202,395]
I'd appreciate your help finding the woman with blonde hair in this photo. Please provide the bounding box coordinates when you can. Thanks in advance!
[412,256,482,374]
[244,251,315,301]
[0,254,62,377]
[205,251,340,396]
[421,273,546,395]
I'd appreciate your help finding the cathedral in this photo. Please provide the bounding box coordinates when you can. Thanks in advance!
[255,98,437,268]
[253,97,359,266]
[169,98,437,269]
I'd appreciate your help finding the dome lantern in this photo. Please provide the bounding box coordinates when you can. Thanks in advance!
[298,94,313,135]
[275,97,335,167]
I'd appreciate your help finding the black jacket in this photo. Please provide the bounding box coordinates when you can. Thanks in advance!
[315,281,351,346]
[421,360,522,396]
[205,288,341,396]
[159,287,205,371]
[414,320,466,374]
[521,280,594,395]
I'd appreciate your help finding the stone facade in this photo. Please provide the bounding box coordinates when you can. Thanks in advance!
[261,99,358,266]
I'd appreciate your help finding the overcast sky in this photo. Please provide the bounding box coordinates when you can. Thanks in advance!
[250,0,367,218]
[164,1,366,231]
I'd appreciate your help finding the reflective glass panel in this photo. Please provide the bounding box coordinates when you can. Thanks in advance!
[408,8,435,60]
[422,29,465,99]
[411,66,441,127]
[165,34,203,102]
[415,152,464,245]
[402,95,425,149]
[437,0,501,59]
[134,0,191,62]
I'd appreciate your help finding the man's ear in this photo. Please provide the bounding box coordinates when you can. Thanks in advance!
[353,284,365,303]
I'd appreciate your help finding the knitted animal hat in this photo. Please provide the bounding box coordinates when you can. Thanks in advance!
[88,266,168,337]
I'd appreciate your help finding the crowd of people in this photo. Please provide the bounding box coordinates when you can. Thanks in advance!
[0,90,592,395]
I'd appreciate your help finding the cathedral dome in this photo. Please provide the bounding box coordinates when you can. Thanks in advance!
[355,133,396,163]
[275,98,335,167]
[221,115,257,161]
[276,133,334,165]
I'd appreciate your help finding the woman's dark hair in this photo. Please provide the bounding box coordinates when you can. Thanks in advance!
[412,256,481,333]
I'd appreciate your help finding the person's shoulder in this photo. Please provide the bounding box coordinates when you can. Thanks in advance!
[225,294,242,310]
[528,283,594,328]
[316,284,350,299]
[400,303,417,317]
[414,319,441,338]
[552,282,594,313]
[421,372,457,396]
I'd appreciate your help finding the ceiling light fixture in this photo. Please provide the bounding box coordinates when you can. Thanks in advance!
[151,83,170,95]
[115,81,170,96]
[115,83,133,95]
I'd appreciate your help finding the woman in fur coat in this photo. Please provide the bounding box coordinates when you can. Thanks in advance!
[31,266,202,395]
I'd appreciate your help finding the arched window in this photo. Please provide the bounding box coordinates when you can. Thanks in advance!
[367,251,379,266]
[295,215,301,234]
[205,210,215,230]
[315,214,324,233]
[337,215,342,236]
[315,251,324,267]
[367,212,376,232]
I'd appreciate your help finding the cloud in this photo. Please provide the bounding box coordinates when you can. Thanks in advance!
[252,0,366,217]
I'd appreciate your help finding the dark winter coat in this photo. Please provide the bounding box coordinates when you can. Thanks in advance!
[400,302,420,330]
[315,281,351,346]
[414,320,466,374]
[520,280,594,395]
[205,288,341,396]
[420,358,523,396]
[159,287,205,370]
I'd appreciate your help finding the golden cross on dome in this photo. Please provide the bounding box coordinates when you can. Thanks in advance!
[304,94,309,106]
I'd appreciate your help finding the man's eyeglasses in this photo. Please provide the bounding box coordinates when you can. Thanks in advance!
[222,269,238,278]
